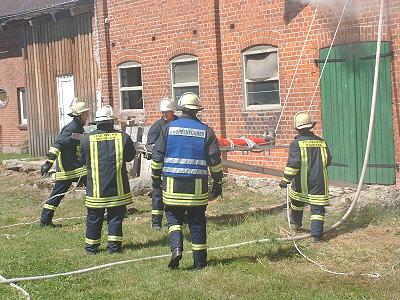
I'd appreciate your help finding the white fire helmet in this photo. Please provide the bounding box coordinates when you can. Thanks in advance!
[294,111,316,130]
[95,105,115,122]
[68,101,89,116]
[178,92,203,110]
[159,98,176,112]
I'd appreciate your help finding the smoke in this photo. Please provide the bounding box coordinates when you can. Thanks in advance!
[297,0,348,8]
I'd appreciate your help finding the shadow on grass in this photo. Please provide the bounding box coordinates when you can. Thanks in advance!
[207,203,286,226]
[123,236,171,251]
[179,244,298,270]
[324,204,400,241]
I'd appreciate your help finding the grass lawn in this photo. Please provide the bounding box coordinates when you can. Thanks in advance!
[0,170,399,299]
[0,152,31,162]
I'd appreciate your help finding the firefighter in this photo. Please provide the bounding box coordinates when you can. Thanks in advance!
[279,111,332,242]
[80,106,136,254]
[39,101,89,227]
[146,98,178,229]
[151,92,223,270]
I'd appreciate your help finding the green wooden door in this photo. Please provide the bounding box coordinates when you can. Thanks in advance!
[320,42,395,184]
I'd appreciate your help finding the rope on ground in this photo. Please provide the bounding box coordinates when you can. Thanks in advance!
[0,274,31,300]
[0,176,83,238]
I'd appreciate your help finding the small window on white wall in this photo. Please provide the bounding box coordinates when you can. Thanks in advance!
[170,55,199,103]
[243,45,280,107]
[18,88,27,124]
[118,61,143,109]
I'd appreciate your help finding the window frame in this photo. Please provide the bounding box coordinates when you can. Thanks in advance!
[170,55,200,103]
[118,61,144,110]
[242,45,281,110]
[17,87,27,125]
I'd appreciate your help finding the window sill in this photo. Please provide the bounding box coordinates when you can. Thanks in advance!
[120,109,145,115]
[18,123,28,130]
[245,104,282,111]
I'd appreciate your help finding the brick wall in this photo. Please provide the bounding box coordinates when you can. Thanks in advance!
[97,0,400,183]
[0,26,27,153]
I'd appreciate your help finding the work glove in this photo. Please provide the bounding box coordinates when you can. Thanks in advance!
[211,182,222,197]
[40,160,53,176]
[144,152,153,160]
[279,180,288,189]
[151,175,162,190]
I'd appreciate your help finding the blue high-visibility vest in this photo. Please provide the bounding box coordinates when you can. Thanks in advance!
[163,118,208,178]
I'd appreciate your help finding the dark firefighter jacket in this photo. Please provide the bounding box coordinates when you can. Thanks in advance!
[151,114,222,206]
[46,118,87,181]
[147,115,178,146]
[282,131,332,206]
[80,123,136,208]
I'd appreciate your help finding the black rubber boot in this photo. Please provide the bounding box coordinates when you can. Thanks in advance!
[168,247,182,269]
[40,220,62,228]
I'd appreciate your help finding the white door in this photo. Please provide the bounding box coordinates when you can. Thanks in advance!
[56,75,75,129]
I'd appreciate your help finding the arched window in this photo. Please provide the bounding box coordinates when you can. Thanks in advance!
[170,55,199,103]
[242,45,280,107]
[0,88,8,109]
[118,61,143,109]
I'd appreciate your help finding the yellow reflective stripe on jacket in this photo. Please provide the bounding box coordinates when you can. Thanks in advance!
[85,192,133,208]
[283,177,291,183]
[90,136,100,198]
[192,243,207,250]
[209,163,222,172]
[299,146,308,194]
[284,166,299,176]
[310,215,325,221]
[49,146,60,157]
[169,225,182,234]
[57,153,65,172]
[151,160,163,170]
[55,166,87,180]
[85,238,101,245]
[163,191,209,201]
[163,197,208,206]
[108,235,123,242]
[195,178,202,195]
[321,147,328,194]
[43,204,57,211]
[289,188,329,206]
[114,135,124,196]
[152,210,164,215]
[166,177,173,194]
[163,176,208,206]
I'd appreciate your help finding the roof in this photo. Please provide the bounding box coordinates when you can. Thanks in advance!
[0,0,81,21]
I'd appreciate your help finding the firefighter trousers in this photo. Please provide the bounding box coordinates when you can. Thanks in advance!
[165,205,207,269]
[40,176,86,223]
[151,188,164,226]
[85,205,126,254]
[290,198,325,237]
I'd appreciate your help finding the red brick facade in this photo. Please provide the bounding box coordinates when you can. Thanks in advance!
[95,0,400,183]
[0,26,27,152]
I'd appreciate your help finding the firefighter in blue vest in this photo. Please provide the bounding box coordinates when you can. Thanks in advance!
[146,98,178,229]
[80,106,136,254]
[152,92,223,270]
[279,111,332,242]
[39,101,89,227]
